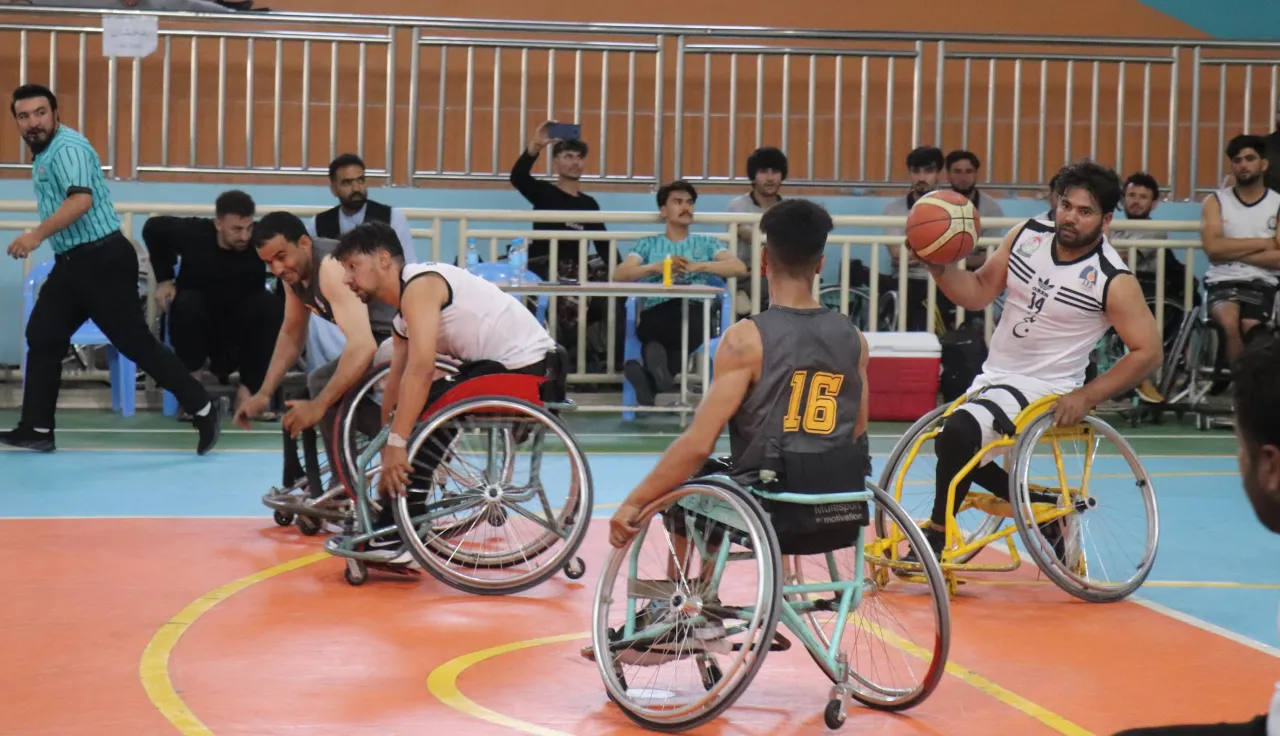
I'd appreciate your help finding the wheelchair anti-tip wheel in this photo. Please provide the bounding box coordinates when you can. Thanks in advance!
[391,393,594,596]
[261,426,349,533]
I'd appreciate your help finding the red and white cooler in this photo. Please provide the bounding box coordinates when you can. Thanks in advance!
[862,332,942,422]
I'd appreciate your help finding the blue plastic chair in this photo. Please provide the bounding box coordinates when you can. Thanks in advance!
[22,259,137,417]
[467,261,549,326]
[621,275,733,421]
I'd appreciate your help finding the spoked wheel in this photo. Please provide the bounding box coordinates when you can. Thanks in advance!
[393,396,593,596]
[875,404,1005,565]
[784,483,950,712]
[589,479,782,733]
[1008,413,1159,603]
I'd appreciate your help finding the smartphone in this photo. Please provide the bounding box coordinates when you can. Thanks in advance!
[546,122,581,141]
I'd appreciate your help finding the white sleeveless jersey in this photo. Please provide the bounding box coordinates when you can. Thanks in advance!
[1205,187,1280,285]
[983,219,1129,393]
[391,262,556,370]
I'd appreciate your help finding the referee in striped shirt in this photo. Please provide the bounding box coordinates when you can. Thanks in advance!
[2,84,222,454]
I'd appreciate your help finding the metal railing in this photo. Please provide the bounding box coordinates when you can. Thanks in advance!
[1,8,1279,196]
[2,199,1205,413]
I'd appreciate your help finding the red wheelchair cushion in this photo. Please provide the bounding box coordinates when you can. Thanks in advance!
[420,373,546,420]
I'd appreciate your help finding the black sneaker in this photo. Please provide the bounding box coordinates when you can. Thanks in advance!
[623,359,657,406]
[0,425,56,453]
[901,526,946,564]
[192,397,226,456]
[643,342,674,393]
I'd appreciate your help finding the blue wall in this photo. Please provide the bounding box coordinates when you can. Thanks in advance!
[0,180,1205,366]
[1138,0,1280,40]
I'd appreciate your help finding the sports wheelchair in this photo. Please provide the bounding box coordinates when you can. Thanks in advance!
[323,346,595,595]
[878,394,1159,602]
[587,462,950,732]
[261,358,460,536]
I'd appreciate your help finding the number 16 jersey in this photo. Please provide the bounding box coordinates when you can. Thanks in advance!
[983,218,1130,395]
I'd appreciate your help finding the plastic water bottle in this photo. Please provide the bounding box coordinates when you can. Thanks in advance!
[465,237,480,267]
[508,238,528,285]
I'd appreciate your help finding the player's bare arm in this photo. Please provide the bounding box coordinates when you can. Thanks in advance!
[926,221,1021,311]
[1201,193,1279,262]
[608,319,763,548]
[1054,274,1163,427]
[855,330,869,439]
[236,284,308,428]
[381,333,409,426]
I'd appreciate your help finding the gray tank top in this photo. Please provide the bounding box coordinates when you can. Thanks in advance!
[729,306,868,491]
[290,236,396,340]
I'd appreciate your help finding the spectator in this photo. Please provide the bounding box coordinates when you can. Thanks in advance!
[878,145,957,331]
[615,180,747,405]
[1109,172,1194,304]
[944,149,1004,269]
[144,190,283,418]
[726,146,788,314]
[305,153,416,370]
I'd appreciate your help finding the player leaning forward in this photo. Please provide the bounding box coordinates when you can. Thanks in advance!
[909,159,1163,559]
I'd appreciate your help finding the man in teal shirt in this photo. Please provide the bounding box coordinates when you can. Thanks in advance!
[3,84,221,454]
[614,180,747,405]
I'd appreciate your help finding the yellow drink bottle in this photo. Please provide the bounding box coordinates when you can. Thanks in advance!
[662,254,673,287]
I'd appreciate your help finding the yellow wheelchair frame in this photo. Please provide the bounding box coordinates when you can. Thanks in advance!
[871,392,1160,602]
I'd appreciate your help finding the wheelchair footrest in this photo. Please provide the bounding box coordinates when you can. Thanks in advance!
[962,492,1058,519]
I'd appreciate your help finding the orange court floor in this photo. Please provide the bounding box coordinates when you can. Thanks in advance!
[1,409,1278,736]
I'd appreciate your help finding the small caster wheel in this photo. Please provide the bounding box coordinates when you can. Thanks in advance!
[563,556,586,580]
[344,560,368,586]
[824,699,846,729]
[297,514,322,536]
[700,660,722,691]
[273,510,295,527]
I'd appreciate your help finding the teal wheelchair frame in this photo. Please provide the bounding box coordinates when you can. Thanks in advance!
[590,473,950,732]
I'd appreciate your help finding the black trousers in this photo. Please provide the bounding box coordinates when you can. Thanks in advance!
[1113,715,1268,735]
[637,298,709,376]
[167,287,284,393]
[22,232,210,430]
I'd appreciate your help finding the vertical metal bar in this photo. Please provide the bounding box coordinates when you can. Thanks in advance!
[161,37,171,168]
[1011,59,1022,185]
[301,41,311,171]
[1037,59,1047,182]
[1188,47,1201,197]
[273,40,282,171]
[1272,64,1279,141]
[436,46,447,174]
[833,56,842,181]
[1141,62,1152,172]
[755,53,764,147]
[356,43,367,159]
[330,42,340,163]
[1217,63,1226,182]
[782,54,792,159]
[1244,64,1254,132]
[493,46,503,177]
[48,32,57,94]
[519,47,528,156]
[806,54,816,179]
[599,51,608,177]
[130,57,141,179]
[961,58,971,148]
[245,38,255,169]
[573,48,583,126]
[546,49,556,176]
[463,45,474,174]
[653,37,665,183]
[189,37,197,167]
[728,53,738,179]
[884,56,895,181]
[1089,60,1099,160]
[625,50,635,178]
[1064,60,1074,162]
[934,41,946,145]
[1167,48,1180,199]
[18,30,26,83]
[673,36,685,180]
[407,31,420,180]
[1115,61,1125,175]
[107,56,118,174]
[858,56,868,181]
[217,38,226,169]
[384,32,396,183]
[984,59,995,183]
[78,33,86,133]
[702,52,711,180]
[911,40,923,148]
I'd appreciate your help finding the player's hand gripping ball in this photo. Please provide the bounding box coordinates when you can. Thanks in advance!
[905,190,981,265]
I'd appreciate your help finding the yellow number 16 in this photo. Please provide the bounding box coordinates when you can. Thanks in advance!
[783,370,844,435]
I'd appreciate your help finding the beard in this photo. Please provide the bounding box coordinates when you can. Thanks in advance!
[1237,172,1261,187]
[1057,223,1103,249]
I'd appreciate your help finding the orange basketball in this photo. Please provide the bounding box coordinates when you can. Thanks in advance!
[904,190,981,265]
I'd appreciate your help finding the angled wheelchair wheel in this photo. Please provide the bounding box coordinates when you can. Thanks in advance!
[784,482,950,712]
[1008,413,1159,603]
[392,395,593,596]
[876,403,1004,564]
[589,478,782,733]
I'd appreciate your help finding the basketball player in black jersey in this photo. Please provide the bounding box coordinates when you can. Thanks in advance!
[608,198,871,550]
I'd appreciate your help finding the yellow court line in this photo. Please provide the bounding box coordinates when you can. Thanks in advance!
[970,578,1280,591]
[426,629,1094,736]
[138,552,331,735]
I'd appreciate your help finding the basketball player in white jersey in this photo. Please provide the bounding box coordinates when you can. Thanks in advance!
[331,221,558,541]
[906,159,1164,560]
[1200,134,1280,368]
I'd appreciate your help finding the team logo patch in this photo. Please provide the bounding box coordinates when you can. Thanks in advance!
[1015,233,1047,258]
[1078,265,1098,289]
[1269,215,1277,230]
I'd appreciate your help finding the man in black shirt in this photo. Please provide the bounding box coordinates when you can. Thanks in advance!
[143,189,283,414]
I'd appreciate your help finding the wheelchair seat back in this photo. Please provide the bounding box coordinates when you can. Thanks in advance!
[420,372,546,420]
[539,344,571,404]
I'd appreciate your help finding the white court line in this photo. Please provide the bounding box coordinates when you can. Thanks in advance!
[1127,596,1280,659]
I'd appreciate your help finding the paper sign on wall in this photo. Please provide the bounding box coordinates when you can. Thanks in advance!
[102,14,158,57]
